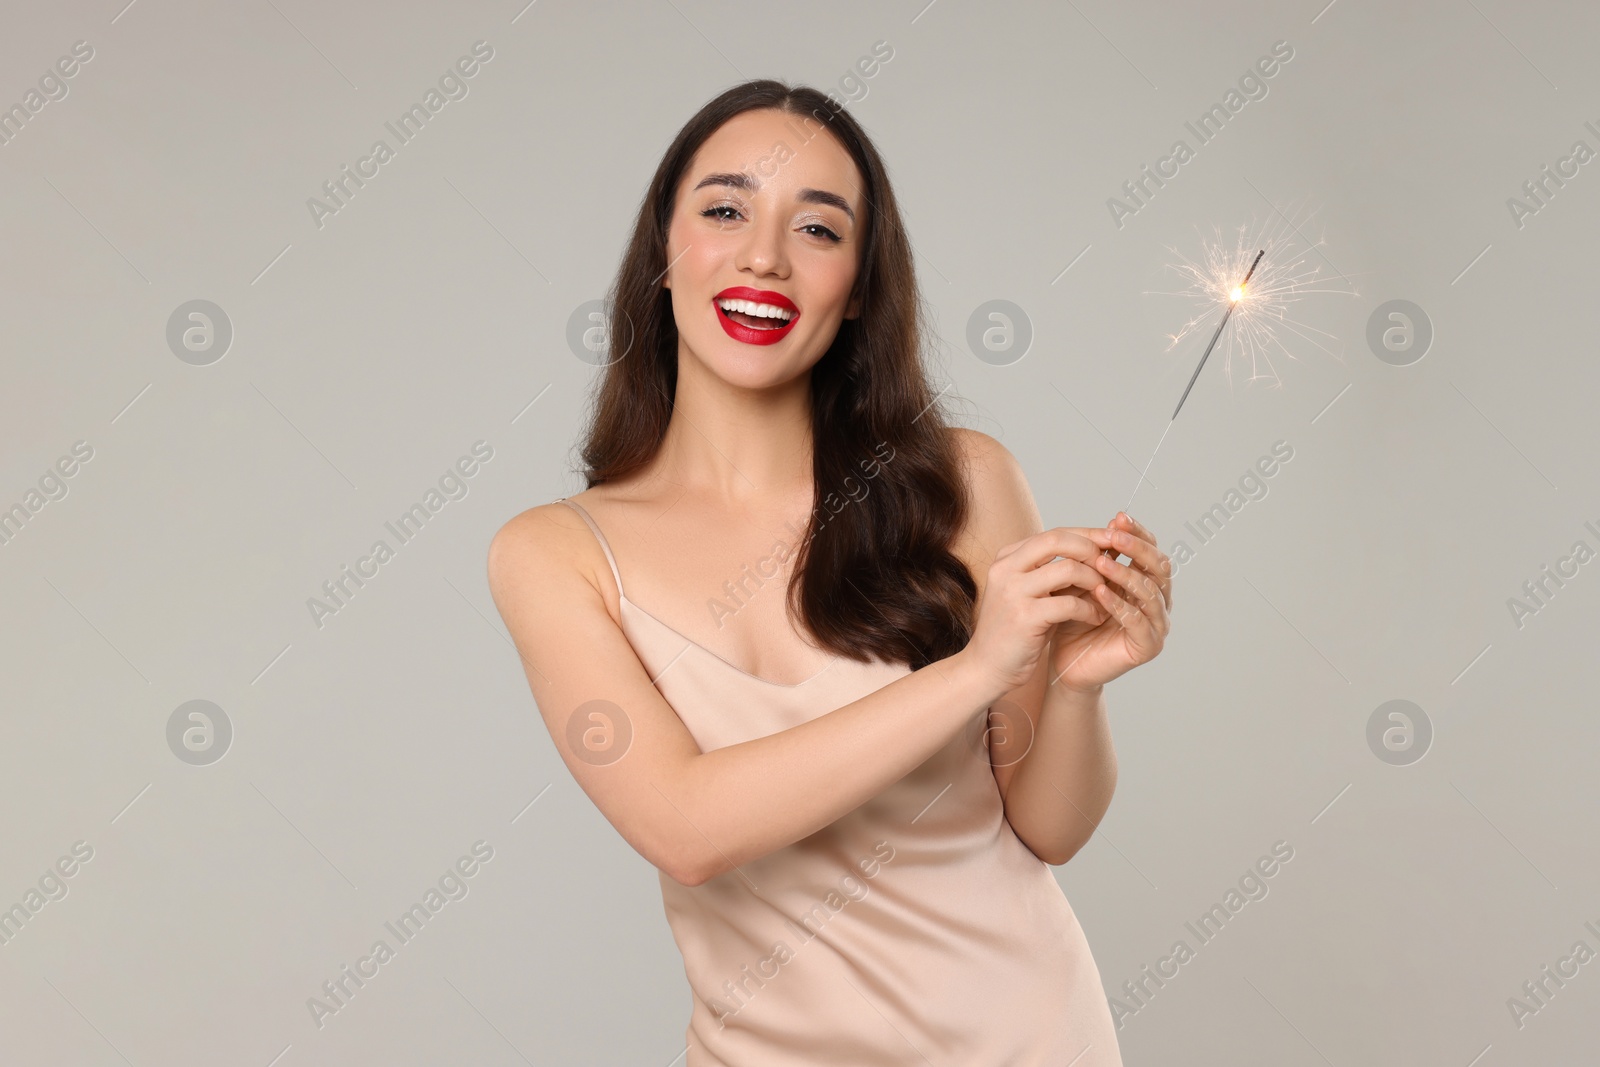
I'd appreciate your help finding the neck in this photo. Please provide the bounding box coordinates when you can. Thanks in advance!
[650,350,814,505]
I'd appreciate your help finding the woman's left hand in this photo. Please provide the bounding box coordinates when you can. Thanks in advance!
[1048,512,1173,692]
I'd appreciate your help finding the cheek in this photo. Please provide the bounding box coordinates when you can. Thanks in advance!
[809,261,858,315]
[664,236,714,294]
[667,248,729,330]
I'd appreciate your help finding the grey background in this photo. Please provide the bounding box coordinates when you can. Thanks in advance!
[2,0,1596,1063]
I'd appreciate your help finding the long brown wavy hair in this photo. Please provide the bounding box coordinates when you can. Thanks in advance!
[575,79,974,672]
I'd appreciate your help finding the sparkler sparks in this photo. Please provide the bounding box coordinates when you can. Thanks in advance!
[1157,204,1355,395]
[1120,202,1357,517]
[1171,248,1264,421]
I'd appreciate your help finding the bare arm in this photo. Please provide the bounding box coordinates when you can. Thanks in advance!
[949,429,1120,866]
[488,504,1007,887]
[995,678,1118,865]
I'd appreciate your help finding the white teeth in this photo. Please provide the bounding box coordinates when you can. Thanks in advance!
[716,297,795,322]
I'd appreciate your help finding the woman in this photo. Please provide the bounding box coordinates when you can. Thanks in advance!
[488,79,1172,1066]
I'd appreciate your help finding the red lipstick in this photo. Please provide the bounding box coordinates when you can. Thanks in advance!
[712,286,800,346]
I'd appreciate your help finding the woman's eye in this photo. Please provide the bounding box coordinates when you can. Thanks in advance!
[701,206,840,243]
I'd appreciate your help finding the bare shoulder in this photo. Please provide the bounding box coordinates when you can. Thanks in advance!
[945,428,1042,570]
[485,493,613,616]
[481,490,713,885]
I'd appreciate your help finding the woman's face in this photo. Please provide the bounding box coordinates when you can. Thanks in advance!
[663,107,866,390]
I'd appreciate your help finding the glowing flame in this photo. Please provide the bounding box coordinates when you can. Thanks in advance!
[1150,203,1360,389]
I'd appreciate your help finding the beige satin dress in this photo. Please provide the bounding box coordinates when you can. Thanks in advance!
[559,498,1124,1066]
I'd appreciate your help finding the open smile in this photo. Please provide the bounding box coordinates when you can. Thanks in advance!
[713,286,800,346]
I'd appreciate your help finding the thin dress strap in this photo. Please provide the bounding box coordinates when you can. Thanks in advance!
[556,498,625,601]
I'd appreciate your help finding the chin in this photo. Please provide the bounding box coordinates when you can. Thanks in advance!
[711,358,810,392]
[685,337,814,388]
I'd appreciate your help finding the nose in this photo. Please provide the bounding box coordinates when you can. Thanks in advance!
[733,206,789,279]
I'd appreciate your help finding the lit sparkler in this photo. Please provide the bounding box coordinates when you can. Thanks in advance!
[1120,204,1355,517]
[1170,247,1263,422]
[1119,248,1263,518]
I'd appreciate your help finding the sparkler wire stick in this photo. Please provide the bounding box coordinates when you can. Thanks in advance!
[1170,248,1264,421]
[1121,248,1265,518]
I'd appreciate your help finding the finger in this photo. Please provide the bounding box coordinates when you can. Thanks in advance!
[1024,556,1106,598]
[1053,527,1119,556]
[1112,512,1158,548]
[1059,526,1122,562]
[1072,587,1112,625]
[996,527,1113,562]
[1090,581,1145,634]
[1043,588,1106,626]
[1093,551,1170,627]
[1092,555,1158,623]
[1051,585,1112,627]
[1091,580,1158,646]
[1000,527,1116,571]
[1107,529,1174,609]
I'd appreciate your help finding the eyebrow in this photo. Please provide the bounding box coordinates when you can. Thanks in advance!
[692,171,856,223]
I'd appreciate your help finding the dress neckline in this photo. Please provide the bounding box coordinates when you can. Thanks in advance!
[557,496,837,689]
[619,592,837,689]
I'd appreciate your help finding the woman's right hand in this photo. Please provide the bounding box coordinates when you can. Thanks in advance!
[962,526,1119,693]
